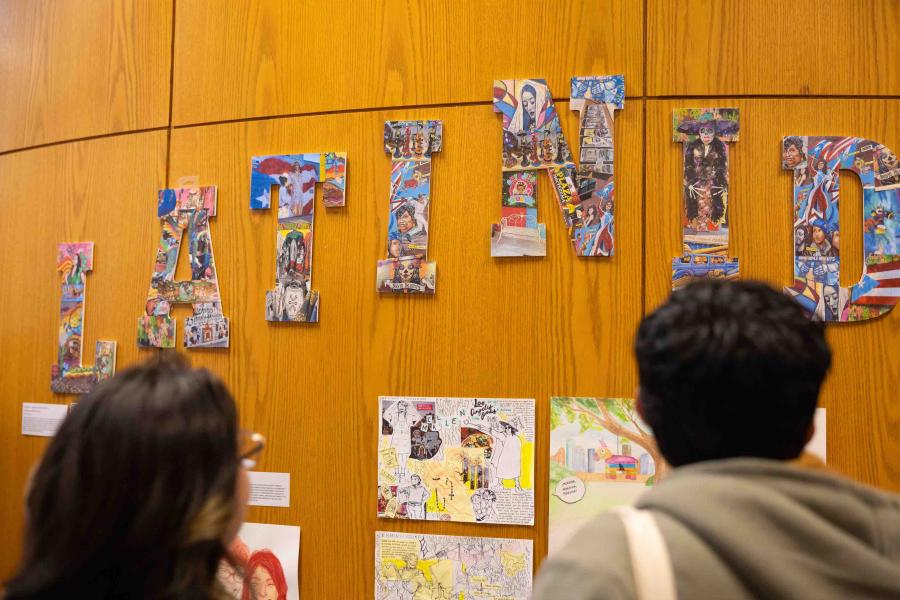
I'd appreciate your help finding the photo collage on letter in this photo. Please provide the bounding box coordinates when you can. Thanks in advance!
[378,396,535,525]
[138,185,229,348]
[51,242,117,394]
[251,153,341,323]
[491,76,624,258]
[377,121,440,294]
[491,78,559,257]
[783,136,900,321]
[671,107,740,290]
[570,75,624,257]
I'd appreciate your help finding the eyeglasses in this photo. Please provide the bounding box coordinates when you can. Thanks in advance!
[238,429,266,470]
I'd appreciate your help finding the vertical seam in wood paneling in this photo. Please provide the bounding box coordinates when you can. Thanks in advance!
[641,0,648,317]
[164,0,177,190]
[161,0,178,362]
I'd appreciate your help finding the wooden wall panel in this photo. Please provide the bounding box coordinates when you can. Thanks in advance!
[647,0,900,96]
[171,0,643,126]
[0,0,172,153]
[166,101,644,597]
[645,98,900,491]
[2,0,899,596]
[0,131,168,577]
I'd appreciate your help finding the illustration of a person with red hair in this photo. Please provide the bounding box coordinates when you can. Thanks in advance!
[242,549,288,600]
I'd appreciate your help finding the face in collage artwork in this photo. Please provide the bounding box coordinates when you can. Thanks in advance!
[252,152,346,323]
[138,185,229,348]
[377,121,441,294]
[378,397,535,526]
[491,76,623,258]
[51,243,117,394]
[783,136,900,321]
[671,107,741,290]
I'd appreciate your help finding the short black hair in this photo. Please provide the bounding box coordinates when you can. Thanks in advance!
[784,136,804,153]
[635,280,831,467]
[395,203,415,220]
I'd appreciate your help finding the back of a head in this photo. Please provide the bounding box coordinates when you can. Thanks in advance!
[5,356,238,599]
[635,280,831,467]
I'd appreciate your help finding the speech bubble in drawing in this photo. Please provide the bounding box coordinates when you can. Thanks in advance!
[553,476,586,504]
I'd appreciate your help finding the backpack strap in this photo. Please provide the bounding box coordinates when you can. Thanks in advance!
[615,506,678,600]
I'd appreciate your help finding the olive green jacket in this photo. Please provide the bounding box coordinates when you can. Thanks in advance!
[533,456,900,599]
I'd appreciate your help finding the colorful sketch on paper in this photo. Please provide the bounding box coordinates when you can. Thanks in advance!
[671,107,740,290]
[218,522,300,600]
[378,121,441,294]
[251,152,347,323]
[782,136,900,321]
[375,531,533,600]
[491,75,624,257]
[51,242,117,394]
[548,397,661,556]
[378,396,535,525]
[138,185,229,348]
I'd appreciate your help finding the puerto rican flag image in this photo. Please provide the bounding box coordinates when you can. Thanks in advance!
[851,257,900,307]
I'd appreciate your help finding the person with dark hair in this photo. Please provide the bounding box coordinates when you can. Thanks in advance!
[683,136,727,226]
[534,280,900,599]
[520,84,537,132]
[5,356,264,599]
[783,136,806,169]
[394,203,417,237]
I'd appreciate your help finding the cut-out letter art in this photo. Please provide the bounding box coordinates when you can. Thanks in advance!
[491,76,624,257]
[378,396,535,525]
[375,531,533,600]
[548,397,660,555]
[671,108,740,289]
[250,152,347,322]
[137,185,229,348]
[51,243,117,394]
[377,121,441,294]
[783,137,900,321]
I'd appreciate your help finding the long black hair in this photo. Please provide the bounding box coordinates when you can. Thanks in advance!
[5,355,240,599]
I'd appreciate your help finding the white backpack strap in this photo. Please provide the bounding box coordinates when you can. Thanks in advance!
[615,506,678,600]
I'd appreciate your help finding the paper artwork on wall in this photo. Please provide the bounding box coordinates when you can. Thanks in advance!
[51,242,117,394]
[491,75,624,257]
[375,531,533,600]
[250,152,347,323]
[218,522,301,600]
[137,184,228,348]
[548,397,660,556]
[671,108,741,290]
[782,136,899,321]
[377,121,441,294]
[378,396,535,525]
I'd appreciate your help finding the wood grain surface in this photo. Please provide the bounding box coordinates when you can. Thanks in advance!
[648,0,900,96]
[171,0,643,126]
[645,98,900,490]
[0,0,172,153]
[165,101,644,597]
[0,1,898,598]
[0,131,168,578]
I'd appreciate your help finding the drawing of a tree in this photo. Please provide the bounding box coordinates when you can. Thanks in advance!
[550,397,669,482]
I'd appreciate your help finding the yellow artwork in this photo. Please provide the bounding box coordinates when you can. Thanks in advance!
[378,397,535,525]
